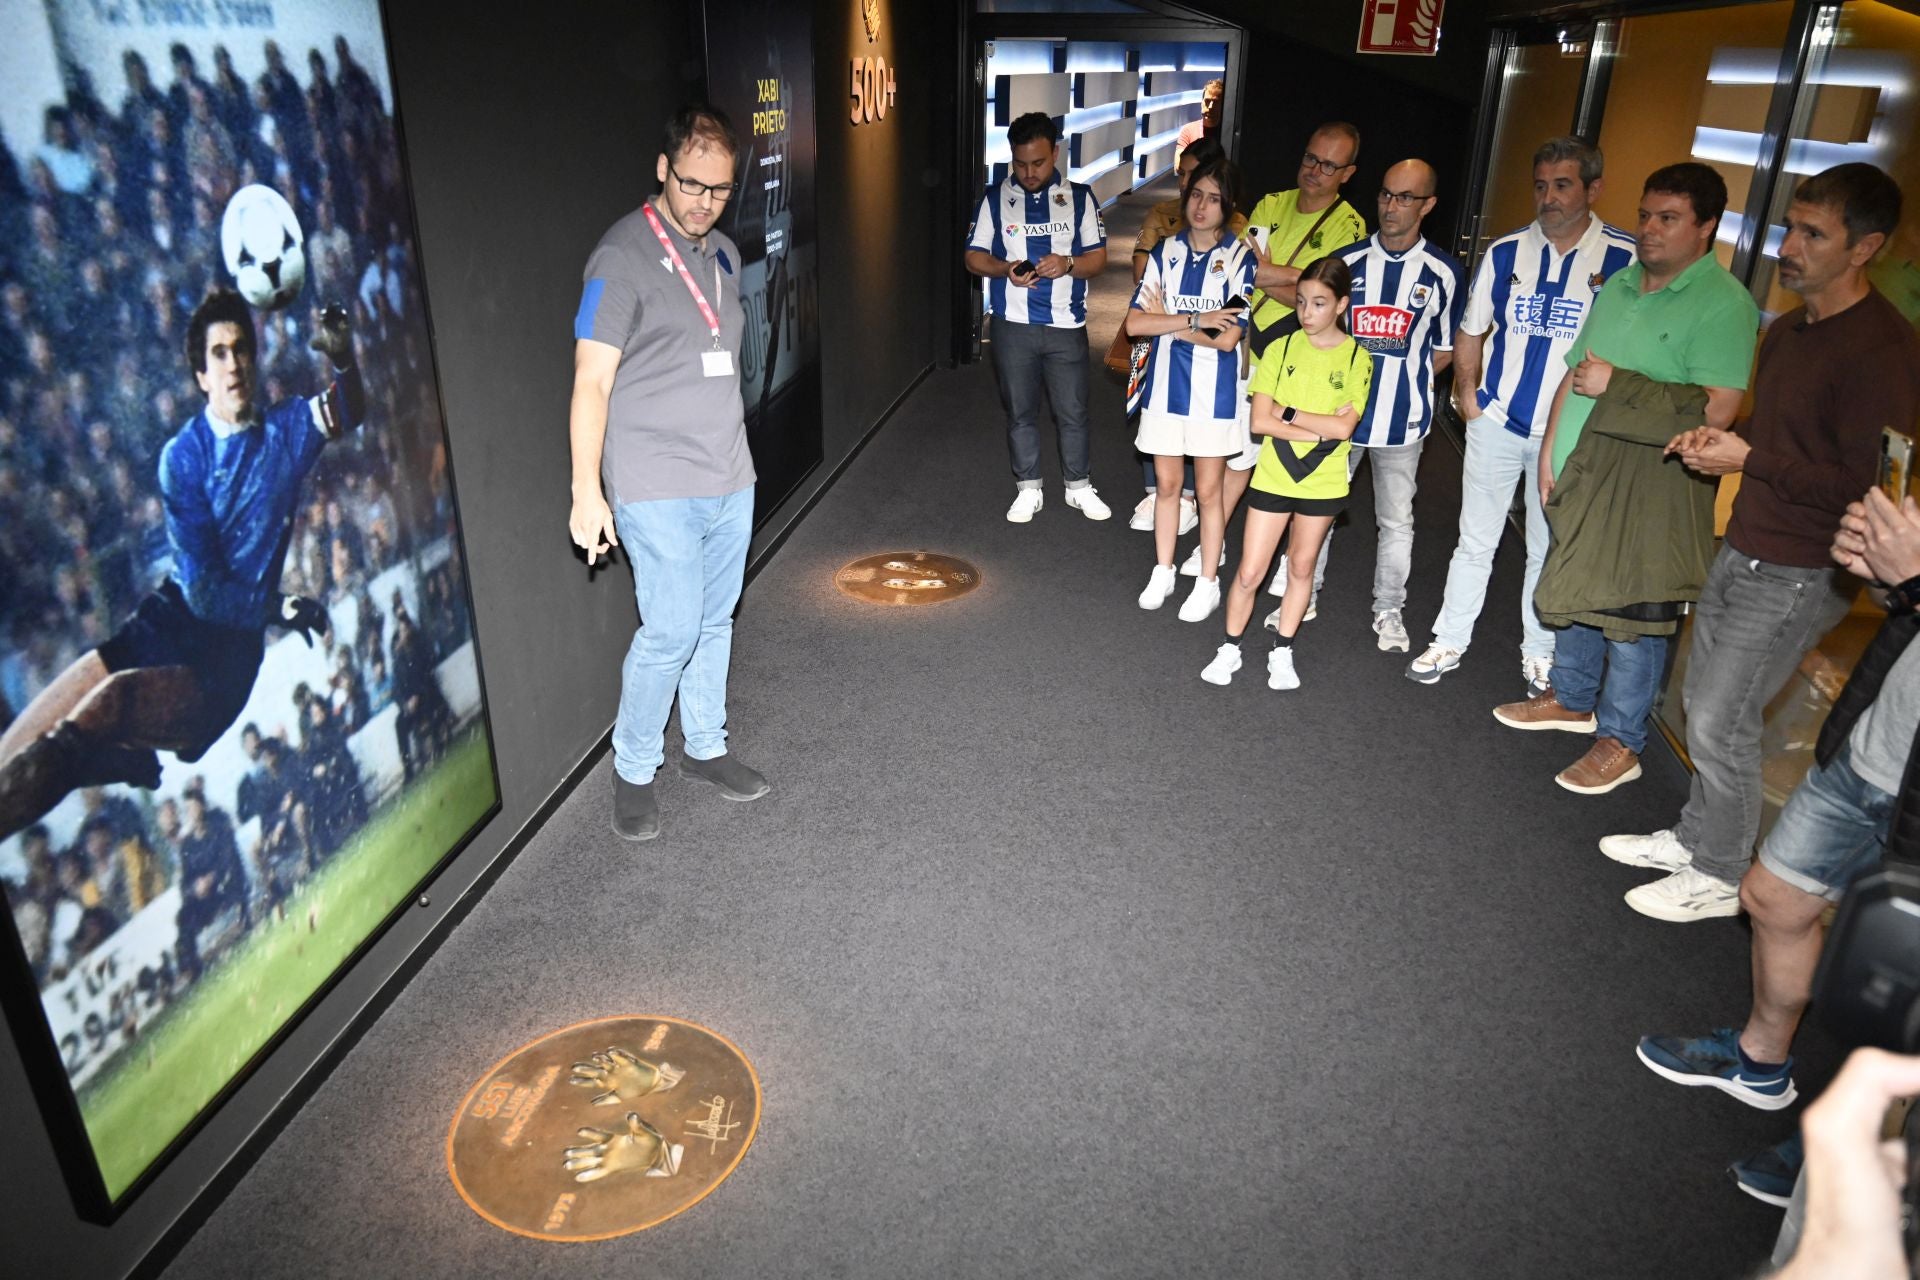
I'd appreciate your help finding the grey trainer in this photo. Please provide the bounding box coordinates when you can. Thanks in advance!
[613,776,660,841]
[679,753,770,801]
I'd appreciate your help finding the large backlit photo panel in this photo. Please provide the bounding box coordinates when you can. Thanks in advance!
[0,0,498,1212]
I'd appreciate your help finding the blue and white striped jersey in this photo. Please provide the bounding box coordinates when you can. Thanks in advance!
[966,170,1106,329]
[1130,232,1257,420]
[1335,235,1466,447]
[1460,216,1636,439]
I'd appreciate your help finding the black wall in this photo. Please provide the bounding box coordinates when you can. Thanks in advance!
[1231,29,1478,258]
[0,0,950,1274]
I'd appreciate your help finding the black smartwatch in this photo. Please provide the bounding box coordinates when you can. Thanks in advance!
[1279,405,1298,425]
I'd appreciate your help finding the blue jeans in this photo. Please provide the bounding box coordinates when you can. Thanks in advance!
[989,318,1091,488]
[611,486,754,783]
[1549,622,1667,754]
[1757,742,1893,901]
[1431,418,1552,661]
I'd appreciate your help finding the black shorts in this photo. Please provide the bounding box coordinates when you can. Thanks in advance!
[97,580,265,762]
[1244,489,1345,518]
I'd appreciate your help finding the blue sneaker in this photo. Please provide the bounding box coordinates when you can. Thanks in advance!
[1635,1028,1798,1110]
[1729,1133,1802,1208]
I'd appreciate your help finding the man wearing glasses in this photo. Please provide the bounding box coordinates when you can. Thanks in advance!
[1245,123,1368,361]
[567,104,769,843]
[1308,160,1464,654]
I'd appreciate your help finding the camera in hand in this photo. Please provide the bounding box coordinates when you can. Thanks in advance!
[1812,866,1920,1263]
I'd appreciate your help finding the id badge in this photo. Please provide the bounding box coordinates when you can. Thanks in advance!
[702,350,734,378]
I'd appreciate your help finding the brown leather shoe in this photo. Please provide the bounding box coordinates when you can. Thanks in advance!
[1491,689,1598,733]
[1555,736,1643,795]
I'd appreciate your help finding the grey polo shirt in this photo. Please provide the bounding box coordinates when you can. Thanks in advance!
[576,197,756,503]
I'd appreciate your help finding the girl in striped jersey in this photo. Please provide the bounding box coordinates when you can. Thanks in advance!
[1126,158,1258,622]
[1204,255,1371,690]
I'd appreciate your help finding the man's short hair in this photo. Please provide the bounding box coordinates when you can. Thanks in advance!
[1203,78,1224,96]
[186,289,254,376]
[1312,121,1362,163]
[1645,162,1728,229]
[1007,112,1059,150]
[1794,163,1902,246]
[1184,156,1241,225]
[1533,136,1603,185]
[663,103,737,162]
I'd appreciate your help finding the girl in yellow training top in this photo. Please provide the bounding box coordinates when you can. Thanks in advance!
[1201,255,1371,691]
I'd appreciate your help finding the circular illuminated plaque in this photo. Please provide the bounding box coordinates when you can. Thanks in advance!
[835,552,981,605]
[447,1015,760,1241]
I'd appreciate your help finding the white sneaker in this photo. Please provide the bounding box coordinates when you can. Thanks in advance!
[1138,564,1178,610]
[1177,495,1198,535]
[1262,597,1317,631]
[1177,576,1222,622]
[1266,645,1300,690]
[1406,642,1464,684]
[1007,488,1043,522]
[1373,609,1410,653]
[1624,866,1743,922]
[1523,655,1554,697]
[1064,486,1112,520]
[1179,543,1226,576]
[1200,642,1243,685]
[1129,494,1155,531]
[1600,829,1693,872]
[1267,554,1289,596]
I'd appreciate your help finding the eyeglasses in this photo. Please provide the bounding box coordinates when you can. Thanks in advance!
[668,161,737,200]
[1301,151,1352,176]
[1378,188,1433,208]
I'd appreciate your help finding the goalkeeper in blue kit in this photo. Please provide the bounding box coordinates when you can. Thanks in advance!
[0,289,362,842]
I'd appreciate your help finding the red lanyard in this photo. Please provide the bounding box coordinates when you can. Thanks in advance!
[641,201,724,350]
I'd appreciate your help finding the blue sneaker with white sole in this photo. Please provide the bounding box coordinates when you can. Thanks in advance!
[1635,1027,1798,1110]
[1729,1133,1802,1208]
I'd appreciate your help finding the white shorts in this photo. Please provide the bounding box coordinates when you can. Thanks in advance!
[1228,386,1260,471]
[1135,408,1244,459]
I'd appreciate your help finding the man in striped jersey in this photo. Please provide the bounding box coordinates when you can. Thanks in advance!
[965,112,1112,524]
[1308,159,1464,653]
[1408,137,1635,694]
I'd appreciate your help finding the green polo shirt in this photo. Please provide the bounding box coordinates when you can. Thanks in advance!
[1550,253,1759,477]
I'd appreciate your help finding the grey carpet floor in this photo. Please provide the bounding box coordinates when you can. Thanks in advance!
[164,222,1827,1279]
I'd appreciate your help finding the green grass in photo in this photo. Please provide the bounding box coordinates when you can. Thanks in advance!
[76,732,496,1200]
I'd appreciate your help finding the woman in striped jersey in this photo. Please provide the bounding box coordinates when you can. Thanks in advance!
[1126,157,1258,623]
[1203,255,1371,690]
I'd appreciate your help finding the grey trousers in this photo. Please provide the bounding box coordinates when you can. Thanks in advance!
[1674,544,1853,883]
[988,318,1091,488]
[1311,439,1425,613]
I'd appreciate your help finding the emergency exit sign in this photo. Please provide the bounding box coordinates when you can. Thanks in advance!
[1358,0,1444,55]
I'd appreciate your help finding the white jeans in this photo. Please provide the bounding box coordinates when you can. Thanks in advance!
[1311,440,1424,614]
[1430,417,1553,661]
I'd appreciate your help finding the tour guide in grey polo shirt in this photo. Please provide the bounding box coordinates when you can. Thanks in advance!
[569,104,770,841]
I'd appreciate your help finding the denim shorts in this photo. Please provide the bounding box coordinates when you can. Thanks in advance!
[1756,741,1894,901]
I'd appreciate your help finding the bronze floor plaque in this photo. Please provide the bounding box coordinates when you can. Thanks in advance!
[447,1015,760,1240]
[835,552,981,605]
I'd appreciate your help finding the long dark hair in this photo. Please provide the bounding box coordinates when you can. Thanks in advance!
[1182,156,1240,228]
[1295,255,1353,333]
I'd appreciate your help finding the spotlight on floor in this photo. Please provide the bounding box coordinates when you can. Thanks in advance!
[835,552,981,605]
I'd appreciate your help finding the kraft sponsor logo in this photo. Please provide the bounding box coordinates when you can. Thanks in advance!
[1351,305,1414,341]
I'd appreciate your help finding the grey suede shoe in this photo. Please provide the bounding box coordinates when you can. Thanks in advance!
[612,776,660,841]
[677,753,770,801]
